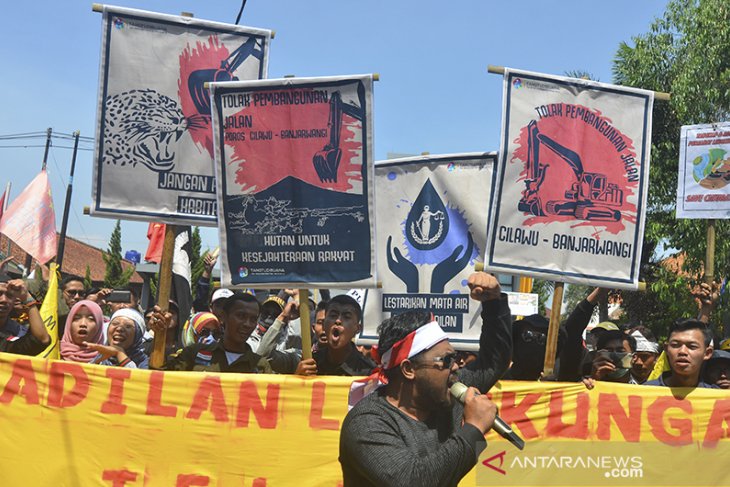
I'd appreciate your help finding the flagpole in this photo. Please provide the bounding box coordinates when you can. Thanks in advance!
[56,131,79,271]
[150,225,176,368]
[2,183,9,212]
[542,281,564,377]
[299,289,313,360]
[23,128,53,276]
[2,182,9,259]
[41,127,52,171]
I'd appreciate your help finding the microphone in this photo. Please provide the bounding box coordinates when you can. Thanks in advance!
[450,382,525,450]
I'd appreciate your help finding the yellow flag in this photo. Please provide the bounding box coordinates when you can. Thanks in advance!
[38,263,60,359]
[647,350,671,380]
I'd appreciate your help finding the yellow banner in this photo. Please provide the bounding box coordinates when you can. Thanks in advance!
[0,353,728,486]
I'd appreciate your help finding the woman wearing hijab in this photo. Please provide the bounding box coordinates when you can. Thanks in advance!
[60,300,106,363]
[182,311,221,347]
[95,308,149,368]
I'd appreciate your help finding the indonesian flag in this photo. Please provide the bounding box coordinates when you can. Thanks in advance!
[145,222,166,263]
[0,171,57,264]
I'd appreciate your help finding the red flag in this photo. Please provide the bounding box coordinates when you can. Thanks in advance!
[0,171,57,264]
[145,222,166,263]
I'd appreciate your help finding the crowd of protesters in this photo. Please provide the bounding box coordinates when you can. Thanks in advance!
[0,255,728,391]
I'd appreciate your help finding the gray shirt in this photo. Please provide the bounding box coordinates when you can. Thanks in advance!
[339,295,512,487]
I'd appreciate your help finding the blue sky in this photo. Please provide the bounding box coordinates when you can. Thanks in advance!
[0,0,668,261]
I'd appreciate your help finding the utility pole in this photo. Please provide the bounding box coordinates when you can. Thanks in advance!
[56,131,79,271]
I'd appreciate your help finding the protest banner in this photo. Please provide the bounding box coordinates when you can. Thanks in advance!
[91,5,271,225]
[505,291,539,316]
[360,153,496,350]
[676,122,730,219]
[210,75,376,288]
[0,353,728,486]
[486,69,654,289]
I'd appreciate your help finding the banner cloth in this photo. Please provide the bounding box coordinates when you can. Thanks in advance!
[486,68,654,289]
[360,153,496,350]
[1,353,728,486]
[92,5,271,225]
[676,122,730,219]
[210,75,376,288]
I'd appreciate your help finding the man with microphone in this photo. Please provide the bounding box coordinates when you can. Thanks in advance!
[340,272,513,487]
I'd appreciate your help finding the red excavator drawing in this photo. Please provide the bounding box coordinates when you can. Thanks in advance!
[518,120,624,222]
[312,89,365,183]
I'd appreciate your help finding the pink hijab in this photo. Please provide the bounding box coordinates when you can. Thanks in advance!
[60,300,105,363]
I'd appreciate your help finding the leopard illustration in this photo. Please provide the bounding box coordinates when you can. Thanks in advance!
[103,89,191,173]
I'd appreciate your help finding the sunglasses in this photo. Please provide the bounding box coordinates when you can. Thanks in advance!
[521,329,546,345]
[65,289,87,297]
[199,328,223,339]
[415,352,458,370]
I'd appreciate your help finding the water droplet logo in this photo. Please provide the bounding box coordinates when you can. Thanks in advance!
[238,267,249,278]
[113,17,125,29]
[447,162,456,172]
[405,179,449,250]
[513,78,522,90]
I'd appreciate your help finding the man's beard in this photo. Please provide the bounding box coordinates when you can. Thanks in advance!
[414,373,452,412]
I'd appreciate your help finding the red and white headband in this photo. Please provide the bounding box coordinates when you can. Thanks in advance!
[348,321,448,408]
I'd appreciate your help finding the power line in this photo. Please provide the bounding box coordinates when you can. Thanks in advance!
[49,145,95,251]
[0,131,95,142]
[0,144,94,151]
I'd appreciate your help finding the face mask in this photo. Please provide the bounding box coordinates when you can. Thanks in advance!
[198,334,217,346]
[605,367,630,380]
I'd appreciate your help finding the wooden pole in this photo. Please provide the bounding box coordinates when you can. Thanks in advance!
[705,219,716,284]
[299,289,313,360]
[150,225,177,368]
[543,281,564,377]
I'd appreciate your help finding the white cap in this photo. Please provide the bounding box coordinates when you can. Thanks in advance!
[211,288,234,303]
[346,289,365,308]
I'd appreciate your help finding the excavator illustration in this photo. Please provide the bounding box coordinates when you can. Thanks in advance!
[312,90,365,183]
[518,120,624,222]
[187,37,265,118]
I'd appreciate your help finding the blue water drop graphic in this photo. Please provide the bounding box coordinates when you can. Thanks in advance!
[405,179,449,251]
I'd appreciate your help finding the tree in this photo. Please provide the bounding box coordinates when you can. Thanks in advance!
[561,283,592,321]
[564,70,598,82]
[531,279,553,316]
[103,220,134,288]
[84,265,92,290]
[190,226,207,286]
[612,0,730,334]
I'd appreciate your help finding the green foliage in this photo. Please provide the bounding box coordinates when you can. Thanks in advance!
[102,220,134,288]
[612,0,730,335]
[531,279,553,316]
[190,227,206,286]
[564,70,598,81]
[149,272,158,300]
[561,283,592,321]
[83,265,92,290]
